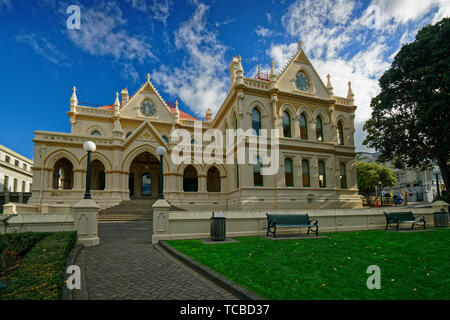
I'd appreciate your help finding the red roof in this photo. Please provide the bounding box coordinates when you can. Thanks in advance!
[168,107,199,121]
[99,104,114,110]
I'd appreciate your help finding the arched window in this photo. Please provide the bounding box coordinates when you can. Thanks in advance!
[316,116,324,142]
[252,108,261,136]
[91,130,101,136]
[340,163,347,188]
[337,120,344,145]
[318,160,326,188]
[207,167,221,192]
[90,160,105,191]
[296,71,309,91]
[234,114,238,130]
[299,113,308,140]
[283,111,291,138]
[302,159,310,187]
[162,135,169,144]
[183,165,198,192]
[142,173,152,196]
[285,158,293,187]
[253,157,263,187]
[52,158,74,190]
[125,132,132,139]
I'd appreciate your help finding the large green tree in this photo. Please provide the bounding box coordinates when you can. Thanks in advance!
[363,17,450,192]
[356,162,397,207]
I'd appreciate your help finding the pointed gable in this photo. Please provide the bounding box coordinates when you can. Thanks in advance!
[277,42,330,100]
[119,75,175,123]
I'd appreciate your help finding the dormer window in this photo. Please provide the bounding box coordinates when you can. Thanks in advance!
[295,71,309,91]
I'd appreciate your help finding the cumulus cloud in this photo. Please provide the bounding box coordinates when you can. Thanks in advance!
[66,3,155,63]
[152,1,228,117]
[125,0,172,25]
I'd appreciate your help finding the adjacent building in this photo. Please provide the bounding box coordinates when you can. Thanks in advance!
[20,41,361,212]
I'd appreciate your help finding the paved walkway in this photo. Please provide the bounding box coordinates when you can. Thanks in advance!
[73,221,237,300]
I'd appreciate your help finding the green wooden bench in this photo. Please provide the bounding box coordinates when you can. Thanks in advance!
[383,211,426,231]
[266,213,318,238]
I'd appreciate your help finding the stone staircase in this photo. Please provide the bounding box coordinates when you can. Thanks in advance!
[98,198,184,222]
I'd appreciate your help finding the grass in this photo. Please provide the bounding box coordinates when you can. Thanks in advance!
[167,229,450,299]
[1,231,77,300]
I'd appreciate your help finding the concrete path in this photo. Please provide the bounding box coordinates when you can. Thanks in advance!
[73,221,237,300]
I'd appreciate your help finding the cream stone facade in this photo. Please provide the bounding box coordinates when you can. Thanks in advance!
[23,42,362,213]
[0,144,33,192]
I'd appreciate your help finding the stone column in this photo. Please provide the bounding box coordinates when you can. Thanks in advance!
[73,198,100,247]
[152,198,171,244]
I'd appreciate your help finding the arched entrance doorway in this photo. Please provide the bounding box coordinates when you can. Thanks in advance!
[129,152,160,199]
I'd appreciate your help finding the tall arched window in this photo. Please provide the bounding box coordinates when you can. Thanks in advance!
[283,111,291,138]
[252,108,261,136]
[285,158,293,187]
[337,120,344,145]
[302,159,310,187]
[52,158,74,190]
[162,135,169,144]
[207,166,221,192]
[253,157,263,187]
[318,160,326,188]
[183,165,198,192]
[316,116,324,142]
[90,160,105,191]
[299,113,308,140]
[142,173,152,196]
[340,163,347,188]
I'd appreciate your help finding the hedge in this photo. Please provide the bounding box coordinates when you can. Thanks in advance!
[1,231,77,300]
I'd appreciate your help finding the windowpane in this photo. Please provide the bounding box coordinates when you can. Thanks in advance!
[91,130,101,136]
[283,111,291,138]
[299,114,308,139]
[183,165,198,192]
[316,117,323,142]
[337,121,344,145]
[340,163,347,188]
[285,158,293,187]
[302,160,310,187]
[252,108,261,136]
[253,157,263,186]
[318,160,326,188]
[142,173,152,196]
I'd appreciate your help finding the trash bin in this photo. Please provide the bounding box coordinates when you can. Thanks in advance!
[433,209,449,228]
[210,211,226,241]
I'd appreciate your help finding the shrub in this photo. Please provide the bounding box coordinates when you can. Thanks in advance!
[1,231,77,300]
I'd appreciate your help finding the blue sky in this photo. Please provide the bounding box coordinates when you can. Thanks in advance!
[0,0,449,159]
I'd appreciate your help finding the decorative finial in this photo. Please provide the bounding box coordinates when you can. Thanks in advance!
[70,86,78,106]
[298,40,303,49]
[147,73,151,82]
[347,81,354,99]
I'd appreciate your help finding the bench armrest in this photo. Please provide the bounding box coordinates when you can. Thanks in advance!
[415,216,426,222]
[309,219,318,226]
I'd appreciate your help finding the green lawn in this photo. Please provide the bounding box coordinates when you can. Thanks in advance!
[167,229,450,299]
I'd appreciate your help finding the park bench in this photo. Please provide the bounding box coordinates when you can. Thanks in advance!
[266,213,319,238]
[383,211,426,231]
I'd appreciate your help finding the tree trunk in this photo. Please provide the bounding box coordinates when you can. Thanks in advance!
[437,158,450,193]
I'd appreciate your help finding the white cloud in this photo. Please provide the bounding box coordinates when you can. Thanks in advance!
[255,26,274,37]
[266,13,272,24]
[16,33,71,67]
[126,0,172,25]
[66,3,155,63]
[152,1,228,118]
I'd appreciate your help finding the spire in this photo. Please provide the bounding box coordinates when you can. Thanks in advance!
[326,74,333,96]
[298,39,303,50]
[174,99,180,124]
[70,86,78,108]
[236,55,244,85]
[237,55,244,73]
[205,108,213,122]
[347,81,354,99]
[114,92,120,113]
[121,88,129,104]
[269,61,277,90]
[147,73,151,82]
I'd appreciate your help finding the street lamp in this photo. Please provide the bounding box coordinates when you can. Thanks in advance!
[156,146,167,199]
[83,141,97,200]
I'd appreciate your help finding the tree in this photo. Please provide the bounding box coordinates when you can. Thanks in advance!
[363,17,450,193]
[356,162,397,207]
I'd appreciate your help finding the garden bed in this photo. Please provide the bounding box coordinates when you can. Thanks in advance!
[0,231,77,300]
[167,229,450,299]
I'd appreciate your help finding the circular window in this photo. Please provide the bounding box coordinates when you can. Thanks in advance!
[295,72,309,91]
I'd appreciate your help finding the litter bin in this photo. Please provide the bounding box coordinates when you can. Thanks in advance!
[433,209,449,228]
[210,211,226,241]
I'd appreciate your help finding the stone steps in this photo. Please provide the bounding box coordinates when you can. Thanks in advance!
[98,199,184,221]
